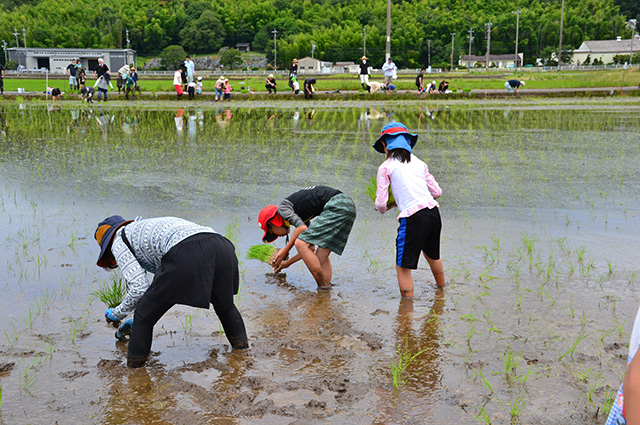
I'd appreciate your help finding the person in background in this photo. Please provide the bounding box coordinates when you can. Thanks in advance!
[505,79,525,93]
[223,78,232,101]
[94,215,248,368]
[94,72,113,101]
[95,58,109,78]
[185,55,195,84]
[367,81,384,94]
[130,67,141,95]
[372,122,445,298]
[123,71,137,100]
[385,81,397,94]
[265,74,277,94]
[80,86,95,103]
[304,78,316,99]
[67,59,78,92]
[187,80,197,100]
[359,56,371,92]
[416,67,426,93]
[76,63,86,89]
[258,186,356,289]
[289,58,298,92]
[49,87,64,101]
[196,76,203,95]
[427,80,437,94]
[438,79,449,93]
[174,67,184,100]
[214,76,225,101]
[382,57,397,85]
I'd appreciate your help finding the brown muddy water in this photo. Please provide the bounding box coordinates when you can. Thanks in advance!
[0,100,639,424]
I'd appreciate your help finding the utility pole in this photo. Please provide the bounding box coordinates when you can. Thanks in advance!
[629,19,637,67]
[427,39,431,68]
[450,32,456,70]
[513,7,521,68]
[22,26,27,50]
[467,28,474,71]
[126,28,130,65]
[363,26,366,57]
[385,0,391,60]
[311,42,316,59]
[558,0,565,70]
[2,40,8,64]
[271,29,278,71]
[12,27,19,48]
[485,21,492,70]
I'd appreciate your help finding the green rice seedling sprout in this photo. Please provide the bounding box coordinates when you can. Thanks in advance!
[246,244,279,265]
[602,385,616,416]
[91,277,125,308]
[559,329,590,361]
[473,368,494,394]
[606,260,613,274]
[390,336,426,389]
[182,314,193,333]
[474,406,492,425]
[365,177,395,205]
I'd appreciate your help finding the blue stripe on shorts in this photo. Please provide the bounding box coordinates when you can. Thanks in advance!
[397,218,407,267]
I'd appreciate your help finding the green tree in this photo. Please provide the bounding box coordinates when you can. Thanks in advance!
[219,47,243,69]
[160,44,186,70]
[179,10,226,52]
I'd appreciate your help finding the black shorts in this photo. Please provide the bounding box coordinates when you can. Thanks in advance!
[396,207,441,269]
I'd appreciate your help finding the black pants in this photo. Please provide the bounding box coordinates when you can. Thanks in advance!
[127,233,248,367]
[0,78,3,95]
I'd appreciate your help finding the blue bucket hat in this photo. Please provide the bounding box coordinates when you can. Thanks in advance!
[372,121,418,153]
[95,215,133,267]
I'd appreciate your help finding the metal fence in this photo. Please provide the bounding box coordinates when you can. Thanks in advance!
[2,63,637,77]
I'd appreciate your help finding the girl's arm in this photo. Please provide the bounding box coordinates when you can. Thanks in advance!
[274,252,302,273]
[375,164,391,213]
[425,164,442,199]
[272,225,307,267]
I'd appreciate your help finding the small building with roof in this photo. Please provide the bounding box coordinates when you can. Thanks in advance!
[7,48,135,74]
[297,57,333,74]
[461,53,524,68]
[235,43,251,52]
[572,36,640,64]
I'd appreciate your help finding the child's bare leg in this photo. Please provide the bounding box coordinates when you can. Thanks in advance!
[424,254,445,288]
[396,265,414,298]
[316,248,332,283]
[295,239,330,288]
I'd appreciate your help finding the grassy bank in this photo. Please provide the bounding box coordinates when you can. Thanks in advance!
[2,68,639,94]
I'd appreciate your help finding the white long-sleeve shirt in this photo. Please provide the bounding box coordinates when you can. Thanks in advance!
[375,154,441,219]
[110,216,215,320]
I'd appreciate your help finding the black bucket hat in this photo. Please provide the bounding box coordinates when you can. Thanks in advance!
[95,215,132,267]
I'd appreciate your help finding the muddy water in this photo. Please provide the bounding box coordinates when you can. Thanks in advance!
[0,100,639,424]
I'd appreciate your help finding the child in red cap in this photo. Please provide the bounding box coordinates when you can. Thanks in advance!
[372,122,445,298]
[258,186,356,289]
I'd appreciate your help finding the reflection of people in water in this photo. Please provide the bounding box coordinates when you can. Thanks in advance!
[175,109,184,132]
[375,289,445,422]
[216,109,232,129]
[0,107,7,138]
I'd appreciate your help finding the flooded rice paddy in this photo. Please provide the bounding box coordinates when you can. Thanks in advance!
[0,99,639,424]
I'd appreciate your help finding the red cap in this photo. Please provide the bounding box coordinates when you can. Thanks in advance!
[258,205,284,243]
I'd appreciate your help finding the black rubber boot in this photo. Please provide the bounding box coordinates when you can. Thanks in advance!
[127,355,148,368]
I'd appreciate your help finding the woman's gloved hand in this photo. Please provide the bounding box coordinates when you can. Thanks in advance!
[104,308,121,328]
[115,318,134,341]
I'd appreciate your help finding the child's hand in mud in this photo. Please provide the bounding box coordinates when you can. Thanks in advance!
[271,249,288,269]
[273,259,290,274]
[104,308,121,328]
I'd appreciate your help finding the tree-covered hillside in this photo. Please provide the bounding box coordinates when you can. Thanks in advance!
[0,0,636,67]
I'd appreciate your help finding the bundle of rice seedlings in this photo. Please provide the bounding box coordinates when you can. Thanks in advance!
[246,244,279,265]
[366,177,395,205]
[91,277,125,308]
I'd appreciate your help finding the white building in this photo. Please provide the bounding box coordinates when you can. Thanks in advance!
[572,36,640,64]
[8,48,136,74]
[297,57,333,74]
[461,53,524,68]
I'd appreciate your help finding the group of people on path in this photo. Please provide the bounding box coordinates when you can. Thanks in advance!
[95,121,445,368]
[173,56,205,101]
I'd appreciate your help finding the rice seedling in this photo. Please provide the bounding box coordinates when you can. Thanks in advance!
[559,329,590,361]
[602,385,616,416]
[365,177,395,205]
[390,336,426,389]
[182,314,193,333]
[474,406,492,425]
[246,244,279,265]
[91,277,125,308]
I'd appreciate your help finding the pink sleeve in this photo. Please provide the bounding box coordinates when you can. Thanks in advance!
[425,164,442,199]
[375,164,391,214]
